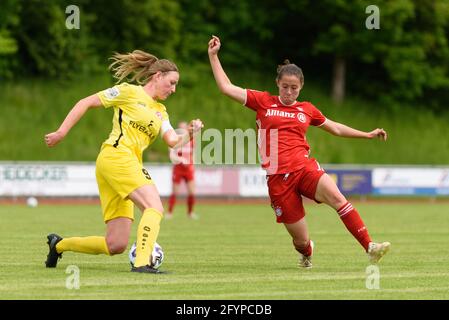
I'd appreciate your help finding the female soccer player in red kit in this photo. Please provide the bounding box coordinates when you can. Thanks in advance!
[167,121,198,219]
[208,35,390,268]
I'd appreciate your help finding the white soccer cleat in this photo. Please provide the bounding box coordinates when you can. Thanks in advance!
[188,212,199,220]
[298,240,314,269]
[367,241,391,264]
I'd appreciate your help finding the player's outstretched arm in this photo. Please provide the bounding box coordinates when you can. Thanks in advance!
[320,119,387,141]
[44,94,103,147]
[208,35,246,105]
[163,119,204,149]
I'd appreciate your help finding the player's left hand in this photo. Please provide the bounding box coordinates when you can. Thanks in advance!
[368,128,387,141]
[208,36,221,56]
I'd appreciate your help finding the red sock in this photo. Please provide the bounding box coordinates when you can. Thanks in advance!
[168,194,176,213]
[337,202,371,251]
[187,195,195,214]
[293,240,313,257]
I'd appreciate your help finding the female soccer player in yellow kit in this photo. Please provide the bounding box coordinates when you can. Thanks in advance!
[44,50,203,273]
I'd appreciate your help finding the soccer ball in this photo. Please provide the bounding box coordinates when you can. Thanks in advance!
[128,242,164,269]
[26,197,38,208]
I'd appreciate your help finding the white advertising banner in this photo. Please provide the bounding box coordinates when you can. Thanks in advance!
[372,168,449,195]
[146,165,172,196]
[238,167,269,197]
[0,163,176,197]
[0,163,98,196]
[0,163,240,197]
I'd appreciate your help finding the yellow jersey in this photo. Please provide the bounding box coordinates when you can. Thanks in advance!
[97,83,170,163]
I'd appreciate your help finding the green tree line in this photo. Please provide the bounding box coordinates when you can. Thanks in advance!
[1,0,449,111]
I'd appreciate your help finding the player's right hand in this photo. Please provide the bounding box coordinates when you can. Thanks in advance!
[208,35,221,56]
[367,128,387,141]
[189,119,204,134]
[45,131,65,147]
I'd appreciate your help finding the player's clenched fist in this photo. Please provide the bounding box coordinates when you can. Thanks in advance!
[45,131,65,147]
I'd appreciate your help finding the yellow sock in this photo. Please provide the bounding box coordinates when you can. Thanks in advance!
[134,208,163,267]
[56,236,110,255]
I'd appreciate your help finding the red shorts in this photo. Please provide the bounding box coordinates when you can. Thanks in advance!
[172,165,194,184]
[267,158,325,224]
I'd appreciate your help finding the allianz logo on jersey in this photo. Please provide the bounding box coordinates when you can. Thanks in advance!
[264,108,307,123]
[265,109,296,118]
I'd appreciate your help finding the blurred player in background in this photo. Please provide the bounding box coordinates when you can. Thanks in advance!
[167,121,198,220]
[44,50,203,273]
[208,35,390,268]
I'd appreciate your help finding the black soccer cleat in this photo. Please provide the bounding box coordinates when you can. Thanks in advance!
[131,265,164,274]
[45,233,63,268]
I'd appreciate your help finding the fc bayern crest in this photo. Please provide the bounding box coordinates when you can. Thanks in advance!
[297,113,306,123]
[274,206,283,217]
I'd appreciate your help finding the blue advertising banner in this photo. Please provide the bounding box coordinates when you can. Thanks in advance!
[326,170,372,195]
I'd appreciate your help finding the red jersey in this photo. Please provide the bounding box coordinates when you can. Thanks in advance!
[170,139,194,169]
[245,89,326,175]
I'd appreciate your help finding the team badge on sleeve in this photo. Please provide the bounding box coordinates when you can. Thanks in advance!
[104,87,120,99]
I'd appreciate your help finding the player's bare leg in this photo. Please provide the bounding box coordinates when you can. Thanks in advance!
[284,218,313,268]
[105,217,132,255]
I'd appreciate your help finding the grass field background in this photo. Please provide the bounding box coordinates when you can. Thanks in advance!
[1,201,449,300]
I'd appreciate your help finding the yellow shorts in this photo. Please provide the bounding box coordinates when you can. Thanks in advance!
[95,145,154,223]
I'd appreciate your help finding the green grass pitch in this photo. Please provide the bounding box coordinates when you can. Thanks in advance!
[1,201,449,299]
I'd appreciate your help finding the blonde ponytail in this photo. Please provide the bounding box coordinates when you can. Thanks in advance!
[109,50,178,84]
